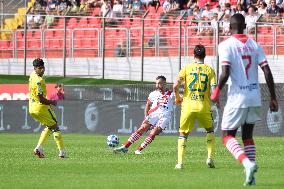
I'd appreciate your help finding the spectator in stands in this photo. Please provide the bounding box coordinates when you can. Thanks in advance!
[162,0,172,13]
[41,11,55,29]
[219,0,230,8]
[27,9,43,29]
[201,3,213,19]
[112,0,124,18]
[210,12,219,30]
[245,6,258,34]
[100,0,111,17]
[193,6,202,20]
[172,0,187,11]
[149,0,160,11]
[122,0,132,13]
[257,1,268,15]
[221,14,231,35]
[34,0,47,11]
[223,3,235,15]
[49,84,65,100]
[115,40,127,57]
[186,0,197,16]
[131,0,143,13]
[212,5,224,18]
[86,0,101,8]
[197,18,212,36]
[267,0,282,15]
[235,4,246,16]
[46,0,58,14]
[57,0,72,15]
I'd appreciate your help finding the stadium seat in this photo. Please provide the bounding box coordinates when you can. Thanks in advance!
[28,40,41,48]
[157,6,164,14]
[78,17,88,28]
[277,35,284,44]
[88,17,101,28]
[74,30,85,38]
[57,18,65,28]
[45,30,54,39]
[67,18,77,29]
[92,7,101,16]
[85,30,98,38]
[0,40,9,49]
[33,30,42,39]
[73,39,82,48]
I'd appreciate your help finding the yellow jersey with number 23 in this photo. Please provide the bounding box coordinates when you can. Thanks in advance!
[178,62,216,113]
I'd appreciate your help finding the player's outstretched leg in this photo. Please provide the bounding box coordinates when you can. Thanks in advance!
[223,135,257,185]
[135,134,155,155]
[52,127,65,158]
[206,131,215,168]
[113,131,142,153]
[175,135,187,169]
[33,127,51,158]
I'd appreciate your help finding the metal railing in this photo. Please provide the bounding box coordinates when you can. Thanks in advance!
[0,13,284,79]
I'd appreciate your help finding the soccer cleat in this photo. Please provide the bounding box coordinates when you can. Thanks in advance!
[206,158,215,168]
[113,145,128,153]
[134,150,142,155]
[59,150,66,158]
[250,176,256,185]
[33,148,44,158]
[244,163,258,186]
[175,163,184,169]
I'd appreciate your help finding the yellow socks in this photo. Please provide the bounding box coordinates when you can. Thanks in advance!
[37,127,51,147]
[177,136,187,165]
[206,132,215,159]
[53,131,64,151]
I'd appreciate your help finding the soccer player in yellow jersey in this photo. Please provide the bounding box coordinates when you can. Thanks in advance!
[29,58,65,158]
[173,45,217,169]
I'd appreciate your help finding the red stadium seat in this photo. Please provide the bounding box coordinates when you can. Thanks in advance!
[67,18,77,29]
[33,30,42,39]
[45,30,54,39]
[28,40,41,48]
[74,39,82,48]
[78,17,88,28]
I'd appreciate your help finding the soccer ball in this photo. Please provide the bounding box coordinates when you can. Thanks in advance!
[106,134,119,147]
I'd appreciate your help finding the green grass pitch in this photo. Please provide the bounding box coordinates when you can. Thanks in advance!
[0,134,283,189]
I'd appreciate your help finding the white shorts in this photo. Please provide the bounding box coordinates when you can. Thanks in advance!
[144,111,171,130]
[221,106,261,130]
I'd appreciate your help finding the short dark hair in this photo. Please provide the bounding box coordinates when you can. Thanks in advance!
[194,45,206,59]
[33,58,44,67]
[230,13,246,30]
[156,75,166,81]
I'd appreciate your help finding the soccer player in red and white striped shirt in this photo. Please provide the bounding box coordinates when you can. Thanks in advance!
[211,14,278,186]
[114,75,174,154]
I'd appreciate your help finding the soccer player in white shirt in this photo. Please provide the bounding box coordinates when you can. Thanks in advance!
[211,13,278,186]
[114,75,174,155]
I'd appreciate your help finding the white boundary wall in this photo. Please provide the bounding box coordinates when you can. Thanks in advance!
[0,56,283,83]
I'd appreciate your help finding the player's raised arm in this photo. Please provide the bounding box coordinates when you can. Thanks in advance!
[173,76,183,105]
[261,65,278,112]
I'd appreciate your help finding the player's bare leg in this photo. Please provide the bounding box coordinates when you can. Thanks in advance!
[114,121,150,153]
[175,132,189,169]
[205,127,215,168]
[222,129,257,186]
[135,126,162,155]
